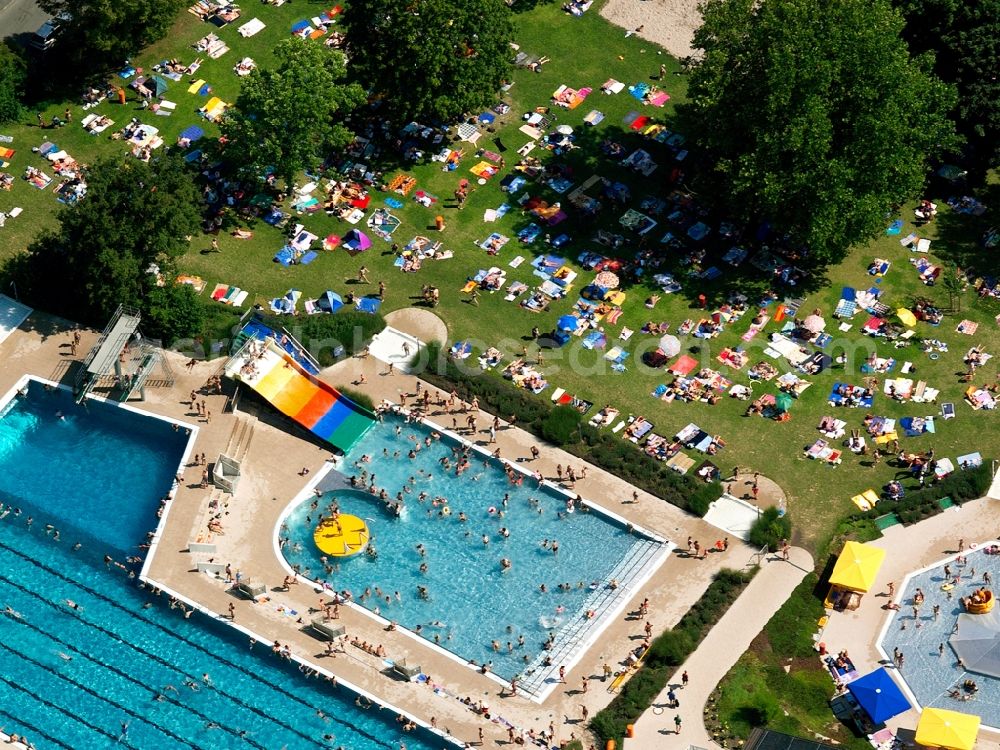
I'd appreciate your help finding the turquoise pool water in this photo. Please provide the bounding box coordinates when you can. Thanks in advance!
[0,381,442,750]
[880,548,1000,727]
[0,382,188,556]
[281,414,661,684]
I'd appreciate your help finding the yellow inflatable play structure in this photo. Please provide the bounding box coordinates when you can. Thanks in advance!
[964,588,994,614]
[313,514,369,557]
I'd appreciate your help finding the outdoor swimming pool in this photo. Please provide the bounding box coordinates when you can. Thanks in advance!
[880,546,1000,728]
[0,380,189,556]
[281,413,668,693]
[0,380,442,750]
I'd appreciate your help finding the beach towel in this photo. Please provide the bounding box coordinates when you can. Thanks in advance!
[886,219,903,235]
[356,297,381,314]
[470,161,499,179]
[602,79,625,94]
[187,79,207,94]
[179,125,205,142]
[956,320,978,335]
[629,115,650,131]
[238,17,266,36]
[669,355,697,376]
[628,82,650,101]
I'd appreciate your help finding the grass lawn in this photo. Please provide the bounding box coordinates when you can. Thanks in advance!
[0,0,997,552]
[713,650,871,749]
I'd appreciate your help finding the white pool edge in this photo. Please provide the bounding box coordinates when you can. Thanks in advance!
[271,403,674,703]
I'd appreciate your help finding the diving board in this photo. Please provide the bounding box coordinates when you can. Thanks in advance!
[225,338,375,453]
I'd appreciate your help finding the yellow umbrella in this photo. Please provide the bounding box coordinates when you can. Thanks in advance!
[897,308,917,328]
[915,707,980,750]
[829,541,886,593]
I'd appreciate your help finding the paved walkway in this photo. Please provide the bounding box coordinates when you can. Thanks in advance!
[625,546,814,749]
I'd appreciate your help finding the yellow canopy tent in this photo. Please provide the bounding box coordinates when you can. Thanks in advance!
[915,707,980,750]
[829,541,886,593]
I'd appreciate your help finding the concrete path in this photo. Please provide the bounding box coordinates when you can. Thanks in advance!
[625,546,814,749]
[0,0,46,39]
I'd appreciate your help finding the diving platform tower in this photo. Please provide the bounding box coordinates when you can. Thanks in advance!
[74,305,175,403]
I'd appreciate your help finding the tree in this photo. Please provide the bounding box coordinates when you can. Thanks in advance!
[221,39,364,187]
[0,44,26,125]
[684,0,958,265]
[37,0,185,78]
[343,0,513,122]
[5,154,204,342]
[893,0,1000,172]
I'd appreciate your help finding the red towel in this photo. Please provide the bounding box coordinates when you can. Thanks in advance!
[629,116,650,131]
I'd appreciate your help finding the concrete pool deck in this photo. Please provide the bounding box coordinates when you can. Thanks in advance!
[0,309,789,747]
[814,497,1000,748]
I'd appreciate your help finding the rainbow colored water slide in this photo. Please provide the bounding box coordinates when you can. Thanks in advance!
[237,341,375,453]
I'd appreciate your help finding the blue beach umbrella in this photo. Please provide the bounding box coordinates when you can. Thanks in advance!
[847,668,910,724]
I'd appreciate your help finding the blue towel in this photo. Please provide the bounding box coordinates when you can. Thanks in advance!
[299,251,318,265]
[183,149,202,163]
[179,125,204,142]
[385,197,403,209]
[119,66,136,79]
[628,83,650,101]
[198,84,211,96]
[886,219,903,236]
[357,297,381,314]
[291,19,311,33]
[495,203,511,218]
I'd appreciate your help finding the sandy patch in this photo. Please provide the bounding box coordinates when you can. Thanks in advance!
[599,0,703,61]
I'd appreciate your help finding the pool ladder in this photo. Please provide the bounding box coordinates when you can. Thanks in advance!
[517,538,665,696]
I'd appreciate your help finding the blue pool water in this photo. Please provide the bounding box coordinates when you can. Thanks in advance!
[0,382,188,556]
[0,382,442,750]
[880,547,1000,727]
[281,414,660,683]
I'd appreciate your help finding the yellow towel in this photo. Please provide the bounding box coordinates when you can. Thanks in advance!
[203,96,223,111]
[187,79,207,94]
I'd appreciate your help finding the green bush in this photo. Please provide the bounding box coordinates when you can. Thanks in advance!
[764,573,825,658]
[851,463,993,526]
[337,386,376,413]
[540,405,583,445]
[748,507,792,551]
[646,629,694,667]
[260,311,386,365]
[591,568,756,745]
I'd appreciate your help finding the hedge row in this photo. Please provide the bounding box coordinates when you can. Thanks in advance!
[414,343,723,515]
[258,311,386,366]
[590,569,757,745]
[851,462,993,526]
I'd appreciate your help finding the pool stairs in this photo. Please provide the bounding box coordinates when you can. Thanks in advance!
[516,536,666,697]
